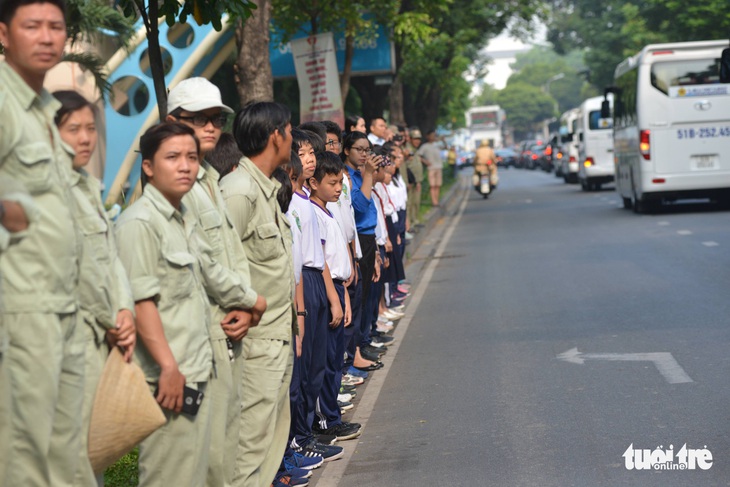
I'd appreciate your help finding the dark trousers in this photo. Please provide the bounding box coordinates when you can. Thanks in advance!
[344,266,362,369]
[292,268,328,447]
[315,282,346,429]
[357,234,376,349]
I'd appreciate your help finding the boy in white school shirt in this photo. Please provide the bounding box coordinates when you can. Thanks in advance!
[287,129,344,461]
[309,152,362,441]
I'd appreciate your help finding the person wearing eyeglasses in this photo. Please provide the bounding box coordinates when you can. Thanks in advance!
[167,78,267,487]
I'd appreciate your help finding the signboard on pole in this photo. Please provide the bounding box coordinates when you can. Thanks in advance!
[291,32,345,128]
[271,22,395,79]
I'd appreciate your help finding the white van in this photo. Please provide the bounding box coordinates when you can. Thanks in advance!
[559,108,580,183]
[611,40,730,212]
[577,95,614,191]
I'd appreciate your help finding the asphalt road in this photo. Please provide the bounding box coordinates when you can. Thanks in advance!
[314,168,730,487]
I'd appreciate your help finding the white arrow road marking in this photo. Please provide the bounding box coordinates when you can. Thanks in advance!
[702,241,719,247]
[557,348,693,384]
[677,230,693,235]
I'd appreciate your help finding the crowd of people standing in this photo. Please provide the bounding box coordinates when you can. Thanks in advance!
[0,0,449,485]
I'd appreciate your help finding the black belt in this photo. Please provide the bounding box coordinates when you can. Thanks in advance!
[303,266,323,273]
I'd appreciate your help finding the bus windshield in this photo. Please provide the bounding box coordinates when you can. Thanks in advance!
[650,58,721,95]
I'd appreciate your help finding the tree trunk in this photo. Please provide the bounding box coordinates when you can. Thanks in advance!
[351,76,390,124]
[414,86,441,134]
[340,34,354,107]
[235,0,274,105]
[387,41,405,126]
[136,0,167,119]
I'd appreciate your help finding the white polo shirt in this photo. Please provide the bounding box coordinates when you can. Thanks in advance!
[288,191,325,270]
[312,201,352,282]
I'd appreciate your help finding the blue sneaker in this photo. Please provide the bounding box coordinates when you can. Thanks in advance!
[347,366,368,379]
[283,458,313,479]
[284,450,323,470]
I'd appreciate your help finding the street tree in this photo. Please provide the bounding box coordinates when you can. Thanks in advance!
[496,81,554,138]
[118,0,256,118]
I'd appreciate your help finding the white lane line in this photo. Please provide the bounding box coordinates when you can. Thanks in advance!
[658,221,670,226]
[315,185,470,487]
[702,241,720,247]
[677,230,693,235]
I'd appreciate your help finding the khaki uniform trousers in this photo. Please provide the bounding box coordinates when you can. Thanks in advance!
[232,337,293,487]
[0,318,9,485]
[407,183,422,225]
[5,312,85,487]
[138,381,212,486]
[207,337,244,487]
[73,316,109,487]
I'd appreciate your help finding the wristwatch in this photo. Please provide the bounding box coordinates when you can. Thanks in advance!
[297,309,308,318]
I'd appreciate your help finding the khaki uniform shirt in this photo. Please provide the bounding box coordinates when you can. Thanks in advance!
[220,156,295,342]
[405,143,424,183]
[475,146,496,173]
[115,185,212,383]
[0,62,80,314]
[182,162,259,340]
[0,178,39,254]
[69,165,134,344]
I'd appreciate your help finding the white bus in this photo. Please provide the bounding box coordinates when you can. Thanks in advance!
[559,108,581,183]
[577,95,614,191]
[465,105,505,151]
[610,40,730,212]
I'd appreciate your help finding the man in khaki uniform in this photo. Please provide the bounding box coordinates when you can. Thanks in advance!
[0,179,38,484]
[0,1,85,485]
[405,128,424,226]
[115,122,219,486]
[474,139,498,188]
[167,78,267,487]
[50,90,137,486]
[220,102,295,487]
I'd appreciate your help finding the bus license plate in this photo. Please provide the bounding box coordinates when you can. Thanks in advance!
[691,155,718,171]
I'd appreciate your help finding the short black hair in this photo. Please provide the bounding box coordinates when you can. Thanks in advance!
[52,90,96,128]
[321,120,342,143]
[139,122,199,187]
[207,132,241,180]
[312,151,344,183]
[291,127,313,153]
[272,167,292,213]
[369,117,385,128]
[340,131,370,163]
[232,101,290,158]
[0,0,66,24]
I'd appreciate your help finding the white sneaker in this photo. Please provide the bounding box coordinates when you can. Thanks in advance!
[388,305,405,312]
[376,324,393,334]
[381,310,404,320]
[342,374,364,386]
[377,316,394,326]
[337,393,353,403]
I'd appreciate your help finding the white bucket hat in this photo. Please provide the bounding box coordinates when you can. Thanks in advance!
[167,77,234,114]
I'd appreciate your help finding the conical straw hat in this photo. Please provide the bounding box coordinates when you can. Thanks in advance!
[88,347,166,474]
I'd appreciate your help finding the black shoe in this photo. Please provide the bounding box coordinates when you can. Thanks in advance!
[359,350,381,362]
[315,422,362,441]
[362,345,385,356]
[353,361,383,371]
[315,433,337,445]
[371,335,394,345]
[300,440,344,462]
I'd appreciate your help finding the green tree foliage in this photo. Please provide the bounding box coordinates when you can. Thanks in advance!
[547,0,730,90]
[496,81,554,137]
[399,0,546,131]
[506,47,590,112]
[117,0,257,117]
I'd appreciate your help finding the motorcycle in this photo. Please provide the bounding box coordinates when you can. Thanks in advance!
[472,166,498,199]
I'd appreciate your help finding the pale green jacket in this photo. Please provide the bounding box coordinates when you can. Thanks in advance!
[220,156,295,342]
[69,165,134,344]
[115,185,212,383]
[183,162,259,341]
[0,62,80,314]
